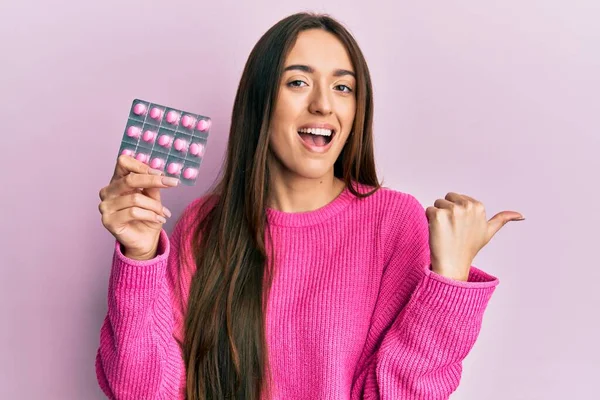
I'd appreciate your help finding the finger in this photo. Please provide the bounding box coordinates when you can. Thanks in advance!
[433,198,455,210]
[444,192,468,206]
[105,173,179,199]
[460,194,479,203]
[455,193,485,213]
[104,207,167,229]
[425,206,438,221]
[104,192,169,218]
[112,155,163,181]
[487,211,525,239]
[143,186,161,203]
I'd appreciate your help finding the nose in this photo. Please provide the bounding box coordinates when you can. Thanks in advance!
[308,83,332,116]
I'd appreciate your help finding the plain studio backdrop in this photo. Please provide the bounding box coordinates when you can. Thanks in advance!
[1,0,598,399]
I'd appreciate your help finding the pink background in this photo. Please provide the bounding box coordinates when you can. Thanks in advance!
[1,0,598,398]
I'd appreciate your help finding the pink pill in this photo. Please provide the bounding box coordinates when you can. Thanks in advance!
[133,103,147,115]
[135,153,149,163]
[150,107,163,120]
[127,126,141,138]
[157,135,173,147]
[196,119,210,131]
[189,142,204,156]
[174,138,188,152]
[150,157,165,170]
[142,130,156,142]
[166,110,180,124]
[181,115,195,128]
[183,168,198,180]
[167,162,182,175]
[120,149,135,157]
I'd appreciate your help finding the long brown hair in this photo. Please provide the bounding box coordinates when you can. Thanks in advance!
[182,12,380,400]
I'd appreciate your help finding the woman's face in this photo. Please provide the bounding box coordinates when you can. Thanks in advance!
[268,29,357,181]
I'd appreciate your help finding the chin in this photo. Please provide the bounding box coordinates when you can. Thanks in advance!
[290,162,334,180]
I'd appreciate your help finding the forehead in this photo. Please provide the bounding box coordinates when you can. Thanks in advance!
[284,29,354,72]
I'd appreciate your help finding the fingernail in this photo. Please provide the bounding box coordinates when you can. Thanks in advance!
[163,206,172,218]
[156,215,167,223]
[514,216,526,221]
[149,168,163,176]
[161,177,179,186]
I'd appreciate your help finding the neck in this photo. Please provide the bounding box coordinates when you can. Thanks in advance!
[268,166,345,213]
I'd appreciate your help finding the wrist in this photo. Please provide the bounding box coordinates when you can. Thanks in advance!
[122,244,158,261]
[430,264,470,282]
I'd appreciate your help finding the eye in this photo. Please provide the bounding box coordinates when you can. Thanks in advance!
[287,80,308,88]
[335,84,353,93]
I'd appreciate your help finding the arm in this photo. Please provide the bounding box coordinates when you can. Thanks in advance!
[95,217,192,399]
[351,195,499,400]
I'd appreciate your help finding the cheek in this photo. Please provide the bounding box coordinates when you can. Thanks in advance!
[272,91,302,125]
[270,110,293,147]
[267,119,293,160]
[340,100,357,131]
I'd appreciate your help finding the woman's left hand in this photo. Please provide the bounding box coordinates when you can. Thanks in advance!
[426,192,524,281]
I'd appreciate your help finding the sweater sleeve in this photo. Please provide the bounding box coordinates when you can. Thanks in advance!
[95,217,193,399]
[351,194,500,400]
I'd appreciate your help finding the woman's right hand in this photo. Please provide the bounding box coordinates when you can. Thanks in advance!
[98,155,180,260]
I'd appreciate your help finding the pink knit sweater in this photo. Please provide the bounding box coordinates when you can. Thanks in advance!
[95,184,499,399]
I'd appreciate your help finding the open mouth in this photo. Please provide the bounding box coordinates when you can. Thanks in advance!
[297,128,336,147]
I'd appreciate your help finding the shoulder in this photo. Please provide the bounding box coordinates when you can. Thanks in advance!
[182,194,218,220]
[353,183,427,227]
[172,194,219,244]
[352,183,430,259]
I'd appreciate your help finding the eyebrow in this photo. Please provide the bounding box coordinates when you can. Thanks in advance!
[283,64,356,78]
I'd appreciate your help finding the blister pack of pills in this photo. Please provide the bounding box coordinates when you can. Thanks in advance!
[117,99,211,186]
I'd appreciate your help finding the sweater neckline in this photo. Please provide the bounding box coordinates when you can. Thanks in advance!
[266,184,356,227]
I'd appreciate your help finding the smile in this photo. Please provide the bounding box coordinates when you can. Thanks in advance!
[297,127,336,151]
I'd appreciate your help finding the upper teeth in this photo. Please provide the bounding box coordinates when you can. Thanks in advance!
[299,128,333,137]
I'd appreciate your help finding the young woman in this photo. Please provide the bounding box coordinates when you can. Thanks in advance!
[96,12,523,400]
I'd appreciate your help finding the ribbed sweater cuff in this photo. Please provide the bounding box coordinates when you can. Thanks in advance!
[413,265,499,318]
[111,229,170,289]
